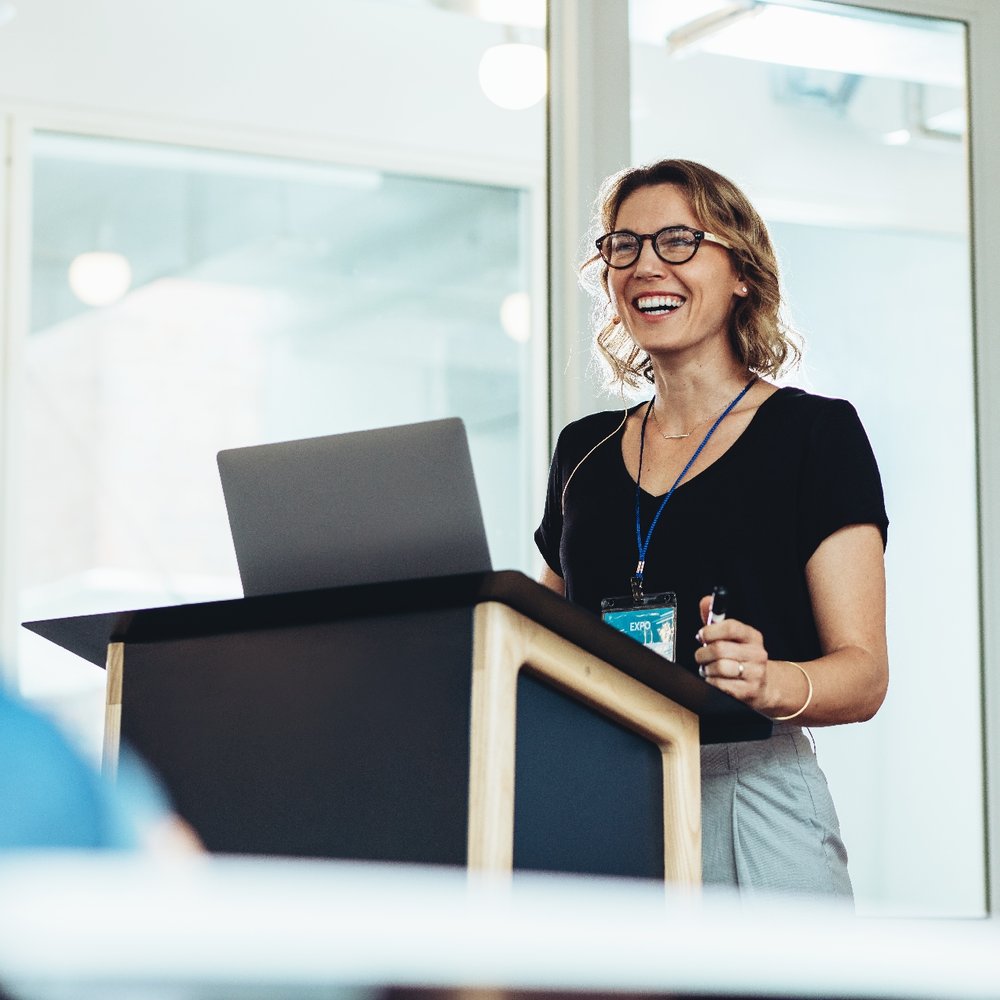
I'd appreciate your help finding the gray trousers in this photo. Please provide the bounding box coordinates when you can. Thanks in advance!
[700,724,853,899]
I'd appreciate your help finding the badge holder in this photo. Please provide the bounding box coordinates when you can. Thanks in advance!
[601,586,678,662]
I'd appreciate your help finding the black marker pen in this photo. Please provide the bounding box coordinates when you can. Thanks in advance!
[707,585,728,625]
[698,585,728,677]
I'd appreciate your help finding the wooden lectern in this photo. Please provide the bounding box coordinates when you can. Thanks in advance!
[24,571,769,885]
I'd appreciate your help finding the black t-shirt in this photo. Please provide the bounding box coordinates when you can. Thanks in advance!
[535,386,888,674]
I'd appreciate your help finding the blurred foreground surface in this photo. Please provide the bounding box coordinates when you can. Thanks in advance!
[0,855,998,1000]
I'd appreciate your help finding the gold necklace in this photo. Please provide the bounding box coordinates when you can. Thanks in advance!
[651,393,744,442]
[651,402,694,439]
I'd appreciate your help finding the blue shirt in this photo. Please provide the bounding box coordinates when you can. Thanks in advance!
[0,687,139,850]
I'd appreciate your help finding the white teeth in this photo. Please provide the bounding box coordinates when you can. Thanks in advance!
[636,295,684,314]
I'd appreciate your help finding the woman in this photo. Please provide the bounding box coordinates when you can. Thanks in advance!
[535,159,888,898]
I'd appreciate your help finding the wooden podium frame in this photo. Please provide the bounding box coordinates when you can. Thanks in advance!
[25,571,770,886]
[468,602,701,882]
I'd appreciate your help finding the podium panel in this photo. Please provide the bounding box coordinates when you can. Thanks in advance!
[121,610,475,862]
[515,671,664,879]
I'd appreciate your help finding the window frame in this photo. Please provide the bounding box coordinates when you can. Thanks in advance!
[0,106,550,684]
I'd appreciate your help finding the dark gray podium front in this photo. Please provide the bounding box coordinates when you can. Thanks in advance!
[24,570,770,885]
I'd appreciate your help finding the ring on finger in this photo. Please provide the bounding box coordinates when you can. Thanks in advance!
[736,661,745,679]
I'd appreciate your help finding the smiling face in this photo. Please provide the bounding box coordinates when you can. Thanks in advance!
[607,183,748,369]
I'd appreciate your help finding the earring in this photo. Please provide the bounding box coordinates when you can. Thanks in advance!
[741,285,748,294]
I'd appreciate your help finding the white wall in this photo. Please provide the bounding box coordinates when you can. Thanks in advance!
[0,0,543,182]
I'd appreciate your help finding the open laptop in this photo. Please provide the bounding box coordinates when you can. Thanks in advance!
[217,417,492,597]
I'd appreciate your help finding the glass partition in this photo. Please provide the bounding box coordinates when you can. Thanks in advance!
[19,129,541,745]
[628,0,979,916]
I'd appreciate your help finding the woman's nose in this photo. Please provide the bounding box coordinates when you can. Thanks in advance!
[634,237,666,275]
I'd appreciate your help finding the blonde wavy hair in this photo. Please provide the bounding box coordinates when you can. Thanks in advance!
[582,159,801,390]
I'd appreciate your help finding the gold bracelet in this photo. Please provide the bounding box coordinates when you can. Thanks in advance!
[772,661,813,721]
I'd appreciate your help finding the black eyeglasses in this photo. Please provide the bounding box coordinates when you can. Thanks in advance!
[595,226,733,268]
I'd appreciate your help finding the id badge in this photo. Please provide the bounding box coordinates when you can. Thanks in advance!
[601,590,677,662]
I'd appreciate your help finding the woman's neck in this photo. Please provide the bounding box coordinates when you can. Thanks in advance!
[648,359,754,436]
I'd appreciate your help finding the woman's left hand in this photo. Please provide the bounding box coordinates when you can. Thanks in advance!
[693,594,771,710]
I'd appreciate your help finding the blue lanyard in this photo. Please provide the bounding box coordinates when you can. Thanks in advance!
[631,376,756,600]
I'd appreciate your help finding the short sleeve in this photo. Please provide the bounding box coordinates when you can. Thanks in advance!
[796,398,888,563]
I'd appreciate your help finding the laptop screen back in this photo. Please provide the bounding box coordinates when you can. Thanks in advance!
[217,418,492,596]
